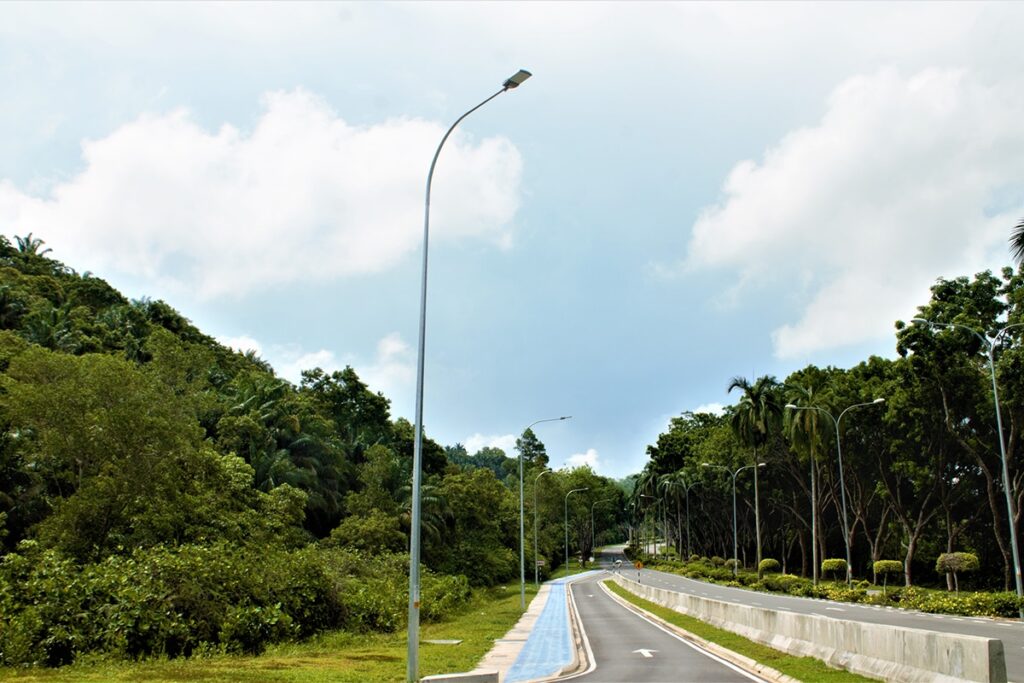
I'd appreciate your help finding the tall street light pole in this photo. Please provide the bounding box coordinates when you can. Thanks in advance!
[534,469,554,586]
[703,463,765,576]
[683,480,700,559]
[785,399,884,587]
[519,416,570,609]
[639,494,656,556]
[913,318,1024,614]
[565,488,588,571]
[591,498,616,556]
[407,69,532,683]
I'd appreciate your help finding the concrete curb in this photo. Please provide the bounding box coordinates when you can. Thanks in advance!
[599,578,798,683]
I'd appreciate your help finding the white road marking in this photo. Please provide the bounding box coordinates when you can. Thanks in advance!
[633,649,658,658]
[825,607,845,612]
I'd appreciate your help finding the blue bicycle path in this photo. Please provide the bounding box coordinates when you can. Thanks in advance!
[504,571,603,683]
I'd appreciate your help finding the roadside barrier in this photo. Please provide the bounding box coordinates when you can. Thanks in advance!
[612,573,1007,683]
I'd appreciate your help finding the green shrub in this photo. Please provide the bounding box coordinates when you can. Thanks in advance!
[0,542,474,667]
[688,554,701,562]
[710,556,726,567]
[758,558,780,578]
[762,573,804,593]
[724,558,739,570]
[873,559,903,594]
[936,552,979,595]
[821,558,847,580]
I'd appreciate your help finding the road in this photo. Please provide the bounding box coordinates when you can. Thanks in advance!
[563,563,767,682]
[601,546,1024,682]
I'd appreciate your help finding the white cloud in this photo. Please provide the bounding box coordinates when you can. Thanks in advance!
[693,403,726,416]
[567,448,601,471]
[359,333,415,400]
[226,332,414,401]
[463,433,517,455]
[685,68,1024,358]
[0,89,522,299]
[216,334,262,356]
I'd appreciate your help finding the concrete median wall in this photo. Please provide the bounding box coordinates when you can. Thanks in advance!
[612,574,1007,683]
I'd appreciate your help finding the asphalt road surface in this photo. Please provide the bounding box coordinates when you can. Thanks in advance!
[599,546,1024,682]
[564,572,767,682]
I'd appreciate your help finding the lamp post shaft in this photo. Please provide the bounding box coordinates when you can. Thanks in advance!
[913,319,1024,617]
[833,415,852,587]
[731,473,738,577]
[407,83,513,683]
[988,346,1024,606]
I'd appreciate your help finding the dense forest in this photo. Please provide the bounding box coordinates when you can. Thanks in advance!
[632,264,1024,592]
[0,234,626,666]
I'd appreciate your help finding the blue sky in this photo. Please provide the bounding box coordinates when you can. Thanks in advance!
[2,2,1023,479]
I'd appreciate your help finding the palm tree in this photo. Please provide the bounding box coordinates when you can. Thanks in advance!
[15,233,51,258]
[1011,218,1024,264]
[727,375,781,568]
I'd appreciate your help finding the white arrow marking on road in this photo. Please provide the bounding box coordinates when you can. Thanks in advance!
[633,649,658,658]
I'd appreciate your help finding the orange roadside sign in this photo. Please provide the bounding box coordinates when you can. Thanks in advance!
[634,561,643,569]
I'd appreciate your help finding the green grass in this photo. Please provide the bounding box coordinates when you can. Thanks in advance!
[604,580,875,683]
[0,584,534,683]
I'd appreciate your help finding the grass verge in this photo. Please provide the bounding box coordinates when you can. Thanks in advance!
[0,585,533,683]
[604,580,874,682]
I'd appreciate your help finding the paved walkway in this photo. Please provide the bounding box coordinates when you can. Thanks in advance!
[473,571,604,683]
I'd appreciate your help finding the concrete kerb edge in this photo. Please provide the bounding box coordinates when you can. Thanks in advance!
[598,578,800,683]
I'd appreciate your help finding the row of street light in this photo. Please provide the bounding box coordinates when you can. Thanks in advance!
[402,68,1024,678]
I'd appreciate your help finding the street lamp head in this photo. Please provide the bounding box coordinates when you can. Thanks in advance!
[757,462,767,468]
[784,404,797,409]
[503,69,532,89]
[560,416,572,420]
[911,318,930,325]
[873,398,886,404]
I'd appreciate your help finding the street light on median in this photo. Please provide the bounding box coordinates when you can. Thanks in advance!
[785,398,884,587]
[702,463,765,576]
[407,69,532,683]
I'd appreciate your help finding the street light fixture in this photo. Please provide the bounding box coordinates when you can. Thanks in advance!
[519,416,571,608]
[407,69,532,683]
[785,398,885,587]
[702,463,766,576]
[565,487,588,572]
[912,317,1024,613]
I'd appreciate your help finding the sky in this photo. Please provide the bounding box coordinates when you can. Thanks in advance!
[2,2,1023,479]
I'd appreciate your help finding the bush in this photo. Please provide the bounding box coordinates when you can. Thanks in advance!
[0,543,473,666]
[724,558,739,570]
[873,559,903,593]
[936,552,979,595]
[821,558,847,580]
[762,573,804,593]
[710,556,726,567]
[758,558,780,578]
[688,554,701,562]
